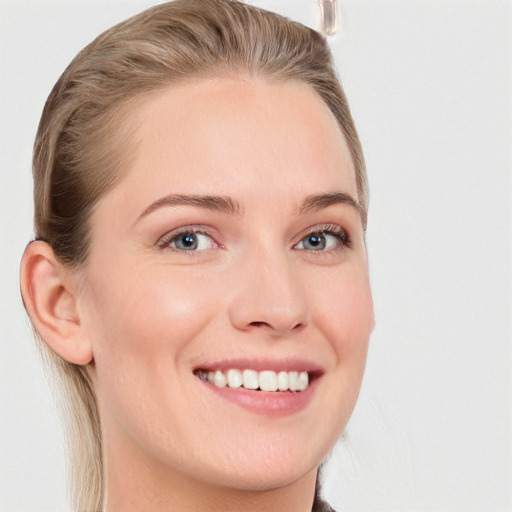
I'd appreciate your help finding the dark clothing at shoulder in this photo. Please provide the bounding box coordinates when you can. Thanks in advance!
[312,496,336,512]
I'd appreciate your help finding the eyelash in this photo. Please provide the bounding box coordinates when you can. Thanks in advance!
[294,224,351,252]
[155,223,351,252]
[155,226,220,251]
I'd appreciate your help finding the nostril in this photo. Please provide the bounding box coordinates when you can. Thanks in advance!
[249,321,268,328]
[248,320,305,333]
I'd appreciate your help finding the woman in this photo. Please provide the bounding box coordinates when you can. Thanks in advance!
[20,1,374,510]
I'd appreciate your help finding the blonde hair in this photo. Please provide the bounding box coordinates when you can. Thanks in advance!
[32,1,367,510]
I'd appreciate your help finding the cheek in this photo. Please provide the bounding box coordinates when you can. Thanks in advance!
[81,264,226,457]
[82,265,220,386]
[300,265,373,454]
[311,265,374,362]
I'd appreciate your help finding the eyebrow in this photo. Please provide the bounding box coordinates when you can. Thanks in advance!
[137,194,243,221]
[297,192,364,217]
[137,191,363,222]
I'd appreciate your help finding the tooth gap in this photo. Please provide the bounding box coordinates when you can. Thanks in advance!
[195,370,208,382]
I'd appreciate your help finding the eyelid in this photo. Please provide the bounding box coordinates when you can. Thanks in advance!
[155,225,220,250]
[293,223,351,250]
[154,223,350,252]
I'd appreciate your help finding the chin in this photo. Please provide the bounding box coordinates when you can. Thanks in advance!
[182,435,325,493]
[205,461,317,493]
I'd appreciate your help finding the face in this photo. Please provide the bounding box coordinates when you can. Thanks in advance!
[78,77,374,492]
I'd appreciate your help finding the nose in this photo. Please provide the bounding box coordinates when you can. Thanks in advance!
[227,249,310,337]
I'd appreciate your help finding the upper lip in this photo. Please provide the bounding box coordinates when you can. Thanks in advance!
[193,357,324,375]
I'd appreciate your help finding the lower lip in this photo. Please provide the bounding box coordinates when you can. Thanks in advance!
[197,376,319,417]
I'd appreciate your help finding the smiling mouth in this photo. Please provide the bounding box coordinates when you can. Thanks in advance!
[195,368,312,392]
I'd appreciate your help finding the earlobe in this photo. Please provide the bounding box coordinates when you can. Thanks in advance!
[20,241,93,365]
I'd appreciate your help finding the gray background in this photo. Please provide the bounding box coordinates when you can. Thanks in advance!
[1,1,511,510]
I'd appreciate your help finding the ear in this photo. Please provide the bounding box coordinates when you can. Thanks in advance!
[20,241,93,365]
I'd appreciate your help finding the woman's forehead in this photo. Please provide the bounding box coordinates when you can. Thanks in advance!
[136,79,353,181]
[94,77,358,224]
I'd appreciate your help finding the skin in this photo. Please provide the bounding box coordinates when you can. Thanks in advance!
[22,77,374,512]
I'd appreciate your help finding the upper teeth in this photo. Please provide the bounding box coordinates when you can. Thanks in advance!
[199,369,309,392]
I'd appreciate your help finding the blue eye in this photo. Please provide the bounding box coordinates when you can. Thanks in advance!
[163,231,217,251]
[301,233,327,250]
[294,228,349,251]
